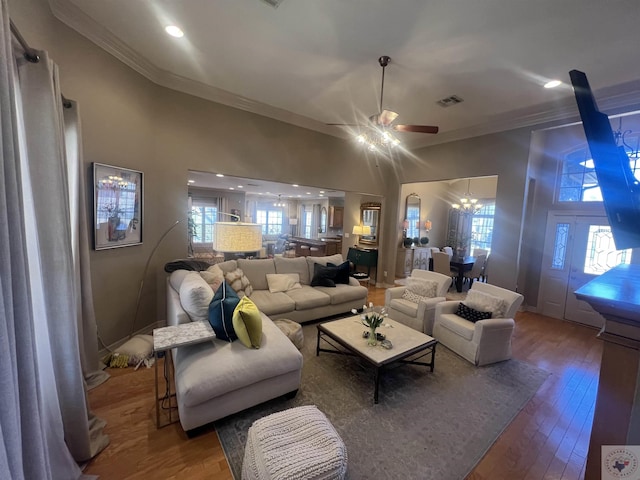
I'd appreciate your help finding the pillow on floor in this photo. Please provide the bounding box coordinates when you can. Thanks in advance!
[208,281,240,342]
[233,296,263,349]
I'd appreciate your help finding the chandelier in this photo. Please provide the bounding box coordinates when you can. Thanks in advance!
[273,194,286,207]
[613,116,640,159]
[451,179,482,214]
[356,127,400,152]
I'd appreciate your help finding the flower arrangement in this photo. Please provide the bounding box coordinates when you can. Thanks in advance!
[352,303,388,346]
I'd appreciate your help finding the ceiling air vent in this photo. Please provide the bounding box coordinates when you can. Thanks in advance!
[260,0,285,8]
[436,95,464,108]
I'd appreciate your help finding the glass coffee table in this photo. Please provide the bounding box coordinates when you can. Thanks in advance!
[316,315,438,404]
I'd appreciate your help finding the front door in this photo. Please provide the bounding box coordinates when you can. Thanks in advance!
[538,213,633,327]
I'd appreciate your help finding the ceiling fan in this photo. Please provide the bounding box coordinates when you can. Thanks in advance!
[328,56,439,149]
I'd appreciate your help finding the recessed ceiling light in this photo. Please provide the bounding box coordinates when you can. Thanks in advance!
[292,184,299,187]
[229,187,234,190]
[165,25,184,38]
[320,190,325,194]
[544,80,562,89]
[237,185,243,188]
[216,173,224,177]
[319,194,324,197]
[306,192,311,195]
[188,180,195,184]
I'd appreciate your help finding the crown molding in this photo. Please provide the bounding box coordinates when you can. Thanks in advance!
[48,0,640,151]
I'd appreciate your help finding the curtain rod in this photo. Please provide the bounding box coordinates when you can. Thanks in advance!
[10,19,72,109]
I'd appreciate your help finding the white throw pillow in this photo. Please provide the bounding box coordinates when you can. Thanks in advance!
[402,289,428,304]
[179,272,214,322]
[225,267,253,298]
[464,290,508,318]
[266,273,302,293]
[406,277,438,298]
[201,264,225,293]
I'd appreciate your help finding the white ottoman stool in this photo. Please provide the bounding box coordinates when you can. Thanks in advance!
[242,405,347,480]
[273,318,304,350]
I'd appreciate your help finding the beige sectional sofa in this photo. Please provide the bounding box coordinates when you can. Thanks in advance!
[217,253,368,323]
[166,254,367,432]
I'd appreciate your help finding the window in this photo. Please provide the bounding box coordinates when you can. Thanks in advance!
[583,225,632,274]
[558,140,640,202]
[256,208,283,235]
[191,203,217,243]
[470,202,495,254]
[303,211,312,238]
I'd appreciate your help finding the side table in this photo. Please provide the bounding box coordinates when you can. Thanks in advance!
[152,320,215,428]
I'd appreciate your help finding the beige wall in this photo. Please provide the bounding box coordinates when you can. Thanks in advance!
[11,0,393,344]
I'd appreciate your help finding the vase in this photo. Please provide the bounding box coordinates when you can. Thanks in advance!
[367,326,378,346]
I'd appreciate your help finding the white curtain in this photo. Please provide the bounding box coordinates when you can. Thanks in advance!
[1,2,108,478]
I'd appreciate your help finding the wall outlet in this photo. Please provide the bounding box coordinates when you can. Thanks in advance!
[383,271,387,277]
[345,232,349,238]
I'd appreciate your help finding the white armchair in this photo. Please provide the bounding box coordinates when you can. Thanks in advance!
[384,270,452,335]
[433,282,524,366]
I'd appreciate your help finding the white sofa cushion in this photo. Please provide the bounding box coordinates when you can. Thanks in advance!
[238,258,276,291]
[274,256,311,285]
[314,283,368,305]
[178,272,214,322]
[285,286,331,310]
[249,290,296,316]
[174,314,302,407]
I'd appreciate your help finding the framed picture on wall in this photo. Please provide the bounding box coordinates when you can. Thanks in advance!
[93,162,143,250]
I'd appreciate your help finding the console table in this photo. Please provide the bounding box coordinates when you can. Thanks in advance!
[152,321,216,428]
[574,264,640,479]
[347,247,378,278]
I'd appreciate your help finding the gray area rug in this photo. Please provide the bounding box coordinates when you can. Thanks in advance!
[215,322,549,480]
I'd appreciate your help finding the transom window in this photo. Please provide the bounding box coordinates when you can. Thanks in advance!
[558,138,640,203]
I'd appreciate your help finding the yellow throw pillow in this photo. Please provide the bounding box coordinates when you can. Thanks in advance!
[232,296,263,349]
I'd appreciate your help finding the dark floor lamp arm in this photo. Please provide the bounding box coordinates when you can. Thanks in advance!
[131,219,181,338]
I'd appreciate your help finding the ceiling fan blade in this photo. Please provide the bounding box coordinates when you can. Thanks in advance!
[393,124,439,134]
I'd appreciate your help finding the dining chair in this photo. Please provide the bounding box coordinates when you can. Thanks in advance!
[472,248,489,258]
[432,251,456,279]
[462,254,486,286]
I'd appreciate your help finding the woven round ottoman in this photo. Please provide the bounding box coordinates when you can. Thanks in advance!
[273,318,304,350]
[242,405,347,480]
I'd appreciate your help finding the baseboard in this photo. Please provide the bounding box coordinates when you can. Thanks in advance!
[98,321,164,358]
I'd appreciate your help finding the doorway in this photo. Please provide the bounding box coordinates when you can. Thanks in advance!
[538,212,633,327]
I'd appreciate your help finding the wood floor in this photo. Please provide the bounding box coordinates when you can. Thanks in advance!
[84,285,602,480]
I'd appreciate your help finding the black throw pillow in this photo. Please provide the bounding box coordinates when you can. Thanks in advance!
[208,281,240,341]
[311,263,337,287]
[455,302,492,323]
[328,261,351,284]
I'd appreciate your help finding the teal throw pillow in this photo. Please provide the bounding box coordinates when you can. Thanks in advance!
[208,281,240,342]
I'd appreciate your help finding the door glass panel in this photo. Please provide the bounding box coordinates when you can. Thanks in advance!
[583,225,633,274]
[551,223,570,270]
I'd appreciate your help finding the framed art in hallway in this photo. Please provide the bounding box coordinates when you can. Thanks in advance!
[93,162,143,250]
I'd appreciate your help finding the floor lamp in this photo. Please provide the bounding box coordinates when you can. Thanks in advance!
[213,220,263,260]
